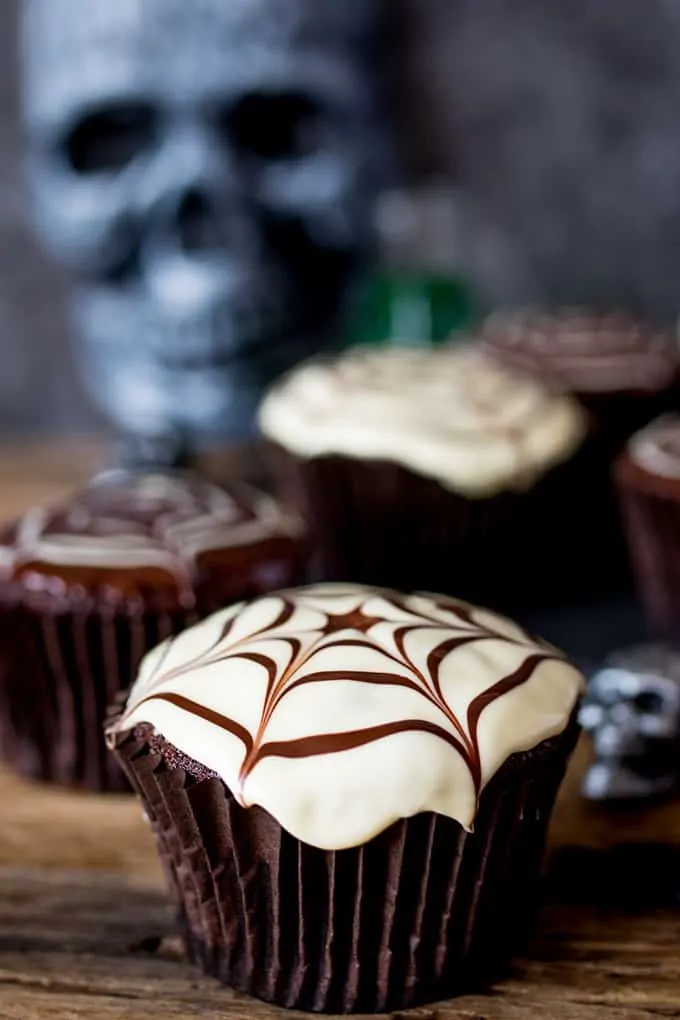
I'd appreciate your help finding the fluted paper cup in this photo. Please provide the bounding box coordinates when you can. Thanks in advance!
[109,714,579,1012]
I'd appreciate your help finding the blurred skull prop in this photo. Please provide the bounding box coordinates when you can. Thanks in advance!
[22,0,388,462]
[579,645,680,802]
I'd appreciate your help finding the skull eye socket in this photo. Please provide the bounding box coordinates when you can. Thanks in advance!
[224,92,322,161]
[65,103,157,174]
[633,690,665,714]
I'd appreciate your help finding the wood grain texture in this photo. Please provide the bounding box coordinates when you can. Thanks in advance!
[1,862,679,1020]
[0,439,105,517]
[0,437,271,518]
[4,720,680,1018]
[2,443,680,1018]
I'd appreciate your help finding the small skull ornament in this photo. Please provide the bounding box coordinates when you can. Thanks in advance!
[21,0,389,463]
[579,645,680,802]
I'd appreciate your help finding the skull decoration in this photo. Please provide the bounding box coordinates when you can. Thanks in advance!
[579,645,680,802]
[21,0,389,463]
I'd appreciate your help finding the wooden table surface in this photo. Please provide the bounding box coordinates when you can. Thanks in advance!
[1,440,680,1020]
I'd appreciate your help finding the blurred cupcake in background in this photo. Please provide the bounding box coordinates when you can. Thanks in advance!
[477,309,678,446]
[478,309,679,591]
[615,414,680,639]
[259,344,587,608]
[0,469,303,790]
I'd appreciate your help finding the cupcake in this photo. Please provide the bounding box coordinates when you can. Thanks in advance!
[107,583,587,1011]
[0,469,303,790]
[478,309,680,593]
[615,414,680,638]
[477,309,678,444]
[258,344,587,607]
[107,583,584,1012]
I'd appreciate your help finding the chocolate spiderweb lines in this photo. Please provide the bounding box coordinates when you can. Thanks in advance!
[125,592,563,799]
[140,692,254,757]
[142,599,296,690]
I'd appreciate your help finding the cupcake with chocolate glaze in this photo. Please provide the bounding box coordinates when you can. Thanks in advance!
[107,582,584,1012]
[0,469,303,790]
[258,344,587,607]
[478,309,678,444]
[616,414,680,638]
[478,309,679,591]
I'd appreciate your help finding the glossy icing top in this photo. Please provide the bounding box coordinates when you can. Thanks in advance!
[259,345,587,497]
[0,470,300,604]
[110,583,584,849]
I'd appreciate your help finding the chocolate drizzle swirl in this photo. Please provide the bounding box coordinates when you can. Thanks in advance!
[0,470,300,602]
[478,309,678,393]
[112,585,583,847]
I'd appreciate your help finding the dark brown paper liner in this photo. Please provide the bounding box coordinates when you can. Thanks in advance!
[517,431,633,598]
[483,331,680,448]
[570,390,680,597]
[270,448,523,605]
[578,390,679,451]
[111,717,579,1012]
[615,464,680,639]
[0,535,305,793]
[0,600,197,791]
[268,442,624,611]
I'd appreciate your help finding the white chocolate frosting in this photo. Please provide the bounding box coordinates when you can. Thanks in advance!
[258,346,587,497]
[0,470,301,595]
[629,414,680,479]
[110,583,584,850]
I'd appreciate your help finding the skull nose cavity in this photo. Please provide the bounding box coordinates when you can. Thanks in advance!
[594,722,633,756]
[579,702,604,731]
[176,189,221,253]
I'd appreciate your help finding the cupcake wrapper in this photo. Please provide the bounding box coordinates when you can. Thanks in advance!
[111,719,578,1013]
[269,444,623,609]
[273,450,519,603]
[579,390,679,451]
[0,538,304,793]
[0,601,197,791]
[521,436,633,597]
[616,479,680,639]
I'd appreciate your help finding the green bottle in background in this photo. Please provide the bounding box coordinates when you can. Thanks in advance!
[345,185,476,348]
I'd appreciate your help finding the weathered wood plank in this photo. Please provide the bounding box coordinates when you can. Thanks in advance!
[0,770,161,881]
[1,443,680,1018]
[2,729,680,1019]
[0,867,679,1019]
[0,989,661,1020]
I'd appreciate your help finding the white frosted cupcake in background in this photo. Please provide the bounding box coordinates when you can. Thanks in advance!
[258,345,587,608]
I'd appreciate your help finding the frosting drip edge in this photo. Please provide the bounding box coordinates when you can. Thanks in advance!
[109,584,585,849]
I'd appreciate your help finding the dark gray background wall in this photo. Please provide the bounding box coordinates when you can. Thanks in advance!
[2,0,680,434]
[397,0,680,315]
[0,0,101,434]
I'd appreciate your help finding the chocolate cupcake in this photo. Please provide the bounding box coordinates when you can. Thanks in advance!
[107,583,583,1013]
[478,309,680,593]
[0,470,303,790]
[615,415,680,638]
[478,309,678,444]
[258,345,587,607]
